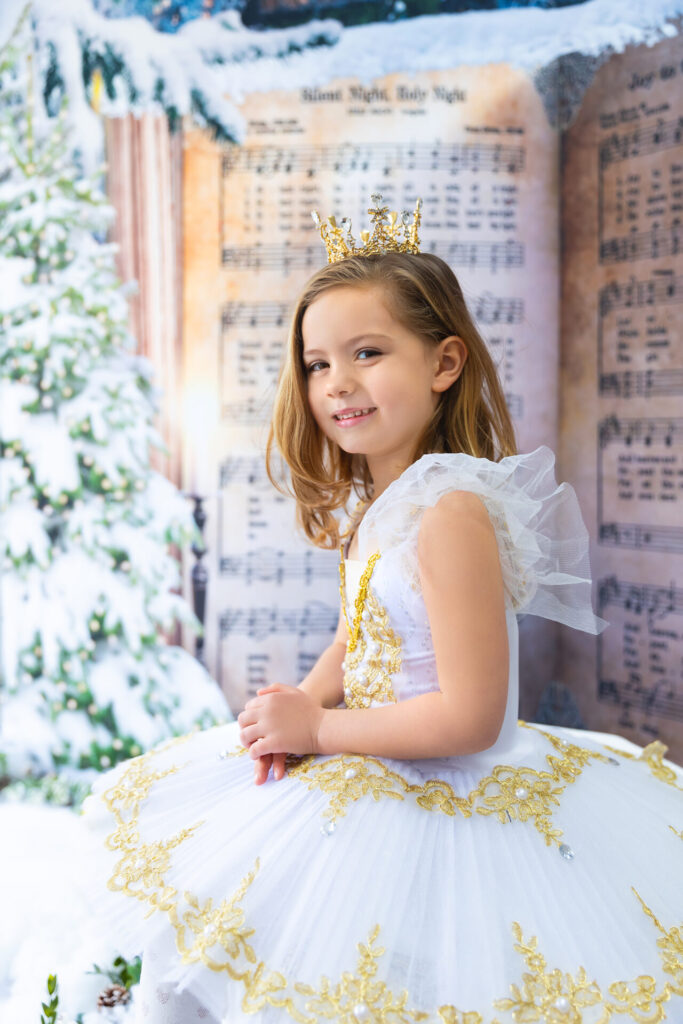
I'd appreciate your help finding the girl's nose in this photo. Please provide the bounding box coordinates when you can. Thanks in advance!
[326,368,353,397]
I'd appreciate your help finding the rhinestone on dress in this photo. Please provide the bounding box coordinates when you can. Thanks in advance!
[344,767,358,781]
[218,749,231,759]
[607,757,620,765]
[514,786,529,800]
[321,820,336,836]
[353,1004,370,1022]
[559,843,575,861]
[554,996,570,1013]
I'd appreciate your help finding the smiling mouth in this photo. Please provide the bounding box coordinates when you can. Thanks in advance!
[333,408,376,422]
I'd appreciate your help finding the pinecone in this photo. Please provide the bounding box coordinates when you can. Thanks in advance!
[97,984,131,1008]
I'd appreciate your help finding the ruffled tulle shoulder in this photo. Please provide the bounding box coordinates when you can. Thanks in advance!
[357,445,608,635]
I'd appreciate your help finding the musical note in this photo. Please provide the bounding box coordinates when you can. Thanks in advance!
[598,414,683,448]
[596,575,683,723]
[598,270,683,317]
[600,224,683,265]
[599,114,683,168]
[471,292,524,325]
[598,575,683,617]
[599,369,683,399]
[222,302,292,330]
[222,140,526,178]
[599,522,683,554]
[219,456,271,488]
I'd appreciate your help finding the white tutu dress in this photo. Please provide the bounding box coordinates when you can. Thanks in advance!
[84,446,683,1023]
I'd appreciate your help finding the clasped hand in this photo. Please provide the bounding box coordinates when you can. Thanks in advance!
[237,684,323,785]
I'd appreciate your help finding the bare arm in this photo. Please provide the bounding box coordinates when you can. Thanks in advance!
[297,607,347,708]
[315,491,509,758]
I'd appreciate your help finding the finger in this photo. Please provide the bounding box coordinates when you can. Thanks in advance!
[254,755,272,786]
[249,737,274,759]
[238,708,259,727]
[249,738,265,759]
[256,684,288,695]
[239,724,263,746]
[243,697,264,711]
[273,752,287,781]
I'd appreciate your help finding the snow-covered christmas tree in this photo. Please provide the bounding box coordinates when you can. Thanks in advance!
[0,8,229,805]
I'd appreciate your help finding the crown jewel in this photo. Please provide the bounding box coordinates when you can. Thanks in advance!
[311,193,422,264]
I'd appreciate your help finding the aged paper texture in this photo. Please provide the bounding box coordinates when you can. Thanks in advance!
[561,35,683,760]
[183,65,558,712]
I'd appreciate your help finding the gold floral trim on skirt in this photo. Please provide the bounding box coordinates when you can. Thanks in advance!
[99,736,683,1022]
[284,724,611,848]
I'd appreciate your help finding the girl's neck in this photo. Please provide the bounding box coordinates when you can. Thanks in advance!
[366,455,413,501]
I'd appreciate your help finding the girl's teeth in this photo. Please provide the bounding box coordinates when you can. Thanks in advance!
[337,409,370,420]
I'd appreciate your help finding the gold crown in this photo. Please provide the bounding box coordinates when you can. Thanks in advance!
[311,193,422,264]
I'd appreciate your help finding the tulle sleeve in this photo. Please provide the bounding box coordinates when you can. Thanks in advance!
[356,445,609,635]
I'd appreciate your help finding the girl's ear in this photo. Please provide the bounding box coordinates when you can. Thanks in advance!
[432,336,467,393]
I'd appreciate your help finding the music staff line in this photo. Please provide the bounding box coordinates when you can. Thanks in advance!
[219,456,271,488]
[599,114,683,168]
[597,575,683,722]
[598,414,683,449]
[219,548,338,585]
[599,224,683,265]
[598,575,683,617]
[598,677,683,723]
[599,270,683,317]
[222,239,525,274]
[219,601,338,640]
[222,140,526,177]
[599,522,683,555]
[599,369,683,399]
[221,292,525,331]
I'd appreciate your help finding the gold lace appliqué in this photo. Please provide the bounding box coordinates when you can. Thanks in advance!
[343,585,402,709]
[99,735,683,1022]
[285,724,610,848]
[103,734,205,915]
[602,739,683,793]
[339,550,402,709]
[492,887,683,1023]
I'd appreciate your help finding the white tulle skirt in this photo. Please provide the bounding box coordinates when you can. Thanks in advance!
[83,719,683,1023]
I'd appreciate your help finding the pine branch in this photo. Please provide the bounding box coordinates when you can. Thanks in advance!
[5,0,342,170]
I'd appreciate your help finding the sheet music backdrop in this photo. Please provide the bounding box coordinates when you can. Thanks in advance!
[182,40,683,761]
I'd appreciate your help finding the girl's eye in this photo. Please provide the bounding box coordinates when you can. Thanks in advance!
[357,348,381,361]
[306,360,327,374]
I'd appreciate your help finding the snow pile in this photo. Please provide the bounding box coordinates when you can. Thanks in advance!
[0,803,138,1023]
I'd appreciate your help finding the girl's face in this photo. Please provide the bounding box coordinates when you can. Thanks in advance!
[302,285,454,484]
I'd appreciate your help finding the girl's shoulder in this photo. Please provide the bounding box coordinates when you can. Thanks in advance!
[357,446,608,634]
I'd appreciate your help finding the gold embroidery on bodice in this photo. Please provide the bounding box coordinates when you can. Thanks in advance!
[339,551,402,709]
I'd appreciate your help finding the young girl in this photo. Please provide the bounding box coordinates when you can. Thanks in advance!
[85,202,683,1023]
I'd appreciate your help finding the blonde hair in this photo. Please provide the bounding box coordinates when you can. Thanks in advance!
[266,252,517,549]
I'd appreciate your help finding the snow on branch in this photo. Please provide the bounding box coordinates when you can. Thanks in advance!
[2,0,342,172]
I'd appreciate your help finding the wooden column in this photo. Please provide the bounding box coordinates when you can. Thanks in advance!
[103,112,184,488]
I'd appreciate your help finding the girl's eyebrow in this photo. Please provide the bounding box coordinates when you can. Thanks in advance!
[303,332,390,358]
